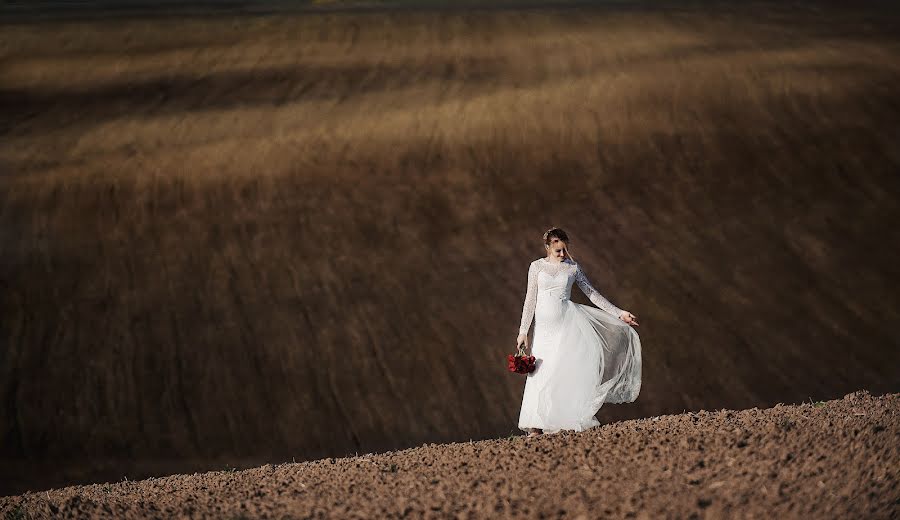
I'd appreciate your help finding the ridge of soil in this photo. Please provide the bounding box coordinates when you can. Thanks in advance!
[2,390,897,519]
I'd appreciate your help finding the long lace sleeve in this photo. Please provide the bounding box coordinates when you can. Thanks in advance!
[518,261,538,335]
[575,263,624,319]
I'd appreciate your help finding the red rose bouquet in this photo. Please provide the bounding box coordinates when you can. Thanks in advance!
[507,345,536,374]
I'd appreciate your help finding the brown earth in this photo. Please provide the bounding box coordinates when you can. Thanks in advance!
[1,390,897,518]
[2,0,900,496]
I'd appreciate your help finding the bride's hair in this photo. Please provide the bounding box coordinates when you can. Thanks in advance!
[543,227,575,262]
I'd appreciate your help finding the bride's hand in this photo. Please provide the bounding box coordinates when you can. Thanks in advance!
[516,334,528,350]
[619,311,639,327]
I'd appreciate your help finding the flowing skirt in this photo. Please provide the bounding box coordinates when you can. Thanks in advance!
[518,296,642,433]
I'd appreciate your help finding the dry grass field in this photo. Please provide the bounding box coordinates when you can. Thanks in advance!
[2,0,899,495]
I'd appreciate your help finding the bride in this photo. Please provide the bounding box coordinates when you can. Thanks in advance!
[515,227,642,437]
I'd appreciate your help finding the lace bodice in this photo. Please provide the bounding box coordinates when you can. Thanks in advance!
[518,258,624,334]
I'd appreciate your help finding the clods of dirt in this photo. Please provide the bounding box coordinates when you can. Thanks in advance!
[2,390,897,519]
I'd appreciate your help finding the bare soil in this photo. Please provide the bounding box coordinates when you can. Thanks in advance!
[2,0,900,496]
[1,390,897,518]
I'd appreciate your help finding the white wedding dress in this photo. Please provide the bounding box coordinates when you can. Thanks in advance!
[517,257,641,433]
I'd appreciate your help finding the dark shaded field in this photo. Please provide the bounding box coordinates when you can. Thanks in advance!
[1,390,897,518]
[2,0,899,496]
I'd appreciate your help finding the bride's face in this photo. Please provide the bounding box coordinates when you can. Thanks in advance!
[545,239,568,262]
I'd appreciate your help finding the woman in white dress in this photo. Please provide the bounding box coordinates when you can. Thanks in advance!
[515,228,641,437]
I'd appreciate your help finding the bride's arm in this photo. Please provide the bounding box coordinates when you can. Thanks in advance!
[574,263,625,318]
[518,261,538,335]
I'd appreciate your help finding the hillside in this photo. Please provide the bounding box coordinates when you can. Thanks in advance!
[2,0,899,495]
[2,390,897,518]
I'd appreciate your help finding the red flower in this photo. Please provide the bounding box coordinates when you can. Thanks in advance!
[506,352,537,374]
